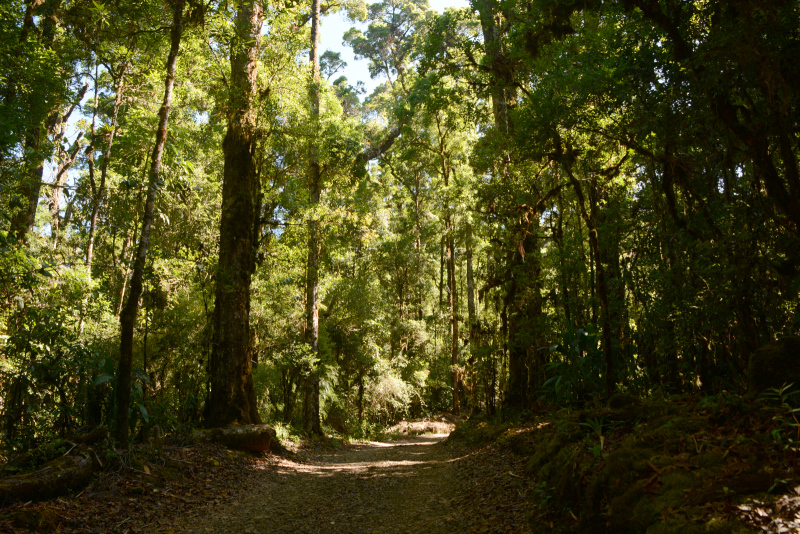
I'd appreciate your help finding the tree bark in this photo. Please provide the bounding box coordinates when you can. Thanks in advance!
[87,64,126,269]
[204,0,263,428]
[191,424,277,453]
[117,0,185,444]
[474,0,513,133]
[466,221,477,411]
[303,0,323,435]
[442,162,459,414]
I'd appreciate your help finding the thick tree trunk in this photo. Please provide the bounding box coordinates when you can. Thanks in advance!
[0,452,93,504]
[205,0,263,428]
[475,0,512,133]
[303,0,323,435]
[117,0,185,444]
[7,1,63,243]
[10,132,45,243]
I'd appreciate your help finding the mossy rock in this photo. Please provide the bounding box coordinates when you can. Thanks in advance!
[607,485,645,531]
[650,455,677,469]
[125,484,149,495]
[747,336,800,395]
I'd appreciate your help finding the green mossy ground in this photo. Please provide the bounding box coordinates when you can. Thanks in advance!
[450,393,797,533]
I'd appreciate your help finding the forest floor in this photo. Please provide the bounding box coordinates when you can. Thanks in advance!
[165,434,533,534]
[0,425,534,534]
[3,394,800,533]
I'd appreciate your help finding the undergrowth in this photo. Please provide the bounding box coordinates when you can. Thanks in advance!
[448,391,798,534]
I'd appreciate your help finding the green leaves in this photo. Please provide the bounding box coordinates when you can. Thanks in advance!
[93,374,114,385]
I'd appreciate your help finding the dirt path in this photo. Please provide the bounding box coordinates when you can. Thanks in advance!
[169,435,474,534]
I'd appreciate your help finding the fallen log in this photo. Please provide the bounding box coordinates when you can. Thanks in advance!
[2,426,108,475]
[0,450,93,505]
[191,424,277,453]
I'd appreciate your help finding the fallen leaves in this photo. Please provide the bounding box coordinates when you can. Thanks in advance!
[0,443,265,534]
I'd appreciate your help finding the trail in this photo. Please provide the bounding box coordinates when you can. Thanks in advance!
[169,435,473,534]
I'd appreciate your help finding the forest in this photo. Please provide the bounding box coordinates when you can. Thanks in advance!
[1,0,800,531]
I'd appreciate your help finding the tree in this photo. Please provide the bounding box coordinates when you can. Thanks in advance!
[117,0,186,445]
[204,0,264,428]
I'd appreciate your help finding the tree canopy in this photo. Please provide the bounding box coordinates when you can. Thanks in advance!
[1,0,798,450]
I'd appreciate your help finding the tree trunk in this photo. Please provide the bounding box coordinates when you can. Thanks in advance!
[466,221,477,412]
[563,163,616,399]
[303,0,323,435]
[7,1,62,244]
[49,131,83,246]
[191,424,277,453]
[205,0,263,428]
[10,131,45,243]
[47,82,87,245]
[475,0,513,133]
[444,174,459,414]
[117,0,185,444]
[87,64,126,269]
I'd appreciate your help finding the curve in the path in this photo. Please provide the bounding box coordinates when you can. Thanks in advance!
[173,434,470,534]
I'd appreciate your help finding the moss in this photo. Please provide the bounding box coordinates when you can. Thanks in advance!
[1,509,59,531]
[126,484,149,495]
[688,452,726,469]
[661,471,696,491]
[536,443,586,509]
[527,432,572,473]
[447,420,511,446]
[625,416,707,453]
[650,455,677,468]
[608,485,650,532]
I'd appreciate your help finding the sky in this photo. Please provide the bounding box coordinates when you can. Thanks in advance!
[318,0,470,96]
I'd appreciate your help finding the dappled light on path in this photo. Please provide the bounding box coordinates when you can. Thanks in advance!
[170,434,482,534]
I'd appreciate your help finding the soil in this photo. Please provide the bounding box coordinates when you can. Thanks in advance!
[0,429,535,534]
[164,434,530,534]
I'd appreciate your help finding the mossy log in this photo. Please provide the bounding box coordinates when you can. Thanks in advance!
[191,424,277,453]
[0,450,93,505]
[2,427,108,475]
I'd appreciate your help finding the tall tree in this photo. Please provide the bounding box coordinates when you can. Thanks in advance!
[302,0,323,435]
[204,0,263,428]
[117,0,185,445]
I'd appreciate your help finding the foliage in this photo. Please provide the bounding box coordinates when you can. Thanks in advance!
[2,0,799,450]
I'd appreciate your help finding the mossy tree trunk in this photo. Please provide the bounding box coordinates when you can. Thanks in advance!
[204,0,263,428]
[303,0,323,435]
[117,0,185,445]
